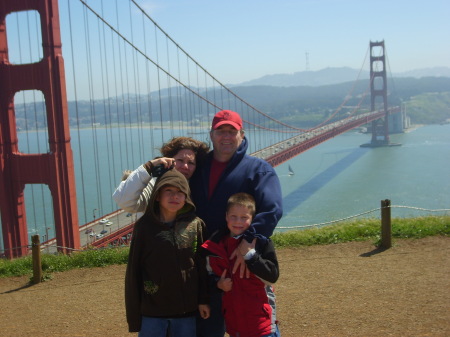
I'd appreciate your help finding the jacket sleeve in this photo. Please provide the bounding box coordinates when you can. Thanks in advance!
[250,165,283,238]
[125,224,144,332]
[245,238,279,284]
[112,165,155,213]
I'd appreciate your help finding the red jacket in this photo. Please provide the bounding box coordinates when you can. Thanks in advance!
[202,232,279,337]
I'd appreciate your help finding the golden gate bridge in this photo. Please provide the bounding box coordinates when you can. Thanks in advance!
[0,0,406,258]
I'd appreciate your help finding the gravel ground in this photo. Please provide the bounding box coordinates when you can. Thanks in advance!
[0,236,449,337]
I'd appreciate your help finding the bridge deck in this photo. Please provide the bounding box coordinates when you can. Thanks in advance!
[254,108,399,167]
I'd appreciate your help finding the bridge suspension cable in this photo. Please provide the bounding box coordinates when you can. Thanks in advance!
[1,0,401,254]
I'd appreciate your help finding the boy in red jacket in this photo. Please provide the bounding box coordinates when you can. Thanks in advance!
[201,193,280,337]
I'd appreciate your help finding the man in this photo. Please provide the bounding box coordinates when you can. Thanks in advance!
[189,110,283,337]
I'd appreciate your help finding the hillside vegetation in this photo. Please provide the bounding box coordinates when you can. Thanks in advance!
[13,75,450,130]
[1,215,448,279]
[405,92,450,124]
[232,77,450,125]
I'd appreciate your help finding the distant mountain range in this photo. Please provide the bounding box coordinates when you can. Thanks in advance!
[235,66,450,87]
[14,67,450,130]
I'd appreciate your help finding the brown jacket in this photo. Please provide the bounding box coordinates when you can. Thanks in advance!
[125,169,208,332]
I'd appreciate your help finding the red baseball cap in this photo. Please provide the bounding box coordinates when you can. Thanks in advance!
[211,110,243,130]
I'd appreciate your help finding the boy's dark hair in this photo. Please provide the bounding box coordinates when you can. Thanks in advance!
[226,192,256,218]
[160,137,210,165]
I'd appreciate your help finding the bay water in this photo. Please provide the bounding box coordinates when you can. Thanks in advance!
[275,124,450,230]
[1,124,449,249]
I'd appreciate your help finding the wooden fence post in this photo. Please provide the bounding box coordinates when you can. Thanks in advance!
[32,235,42,284]
[380,199,392,249]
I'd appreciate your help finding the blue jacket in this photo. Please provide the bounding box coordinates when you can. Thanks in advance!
[189,137,283,238]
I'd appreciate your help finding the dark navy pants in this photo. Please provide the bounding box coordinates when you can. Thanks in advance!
[196,291,225,337]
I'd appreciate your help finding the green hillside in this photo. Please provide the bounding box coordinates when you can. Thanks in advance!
[13,77,450,130]
[231,77,450,126]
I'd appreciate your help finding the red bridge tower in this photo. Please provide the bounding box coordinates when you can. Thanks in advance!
[0,0,80,258]
[369,40,390,145]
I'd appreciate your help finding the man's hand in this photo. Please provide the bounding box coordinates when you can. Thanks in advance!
[217,269,233,292]
[198,304,210,319]
[230,238,256,278]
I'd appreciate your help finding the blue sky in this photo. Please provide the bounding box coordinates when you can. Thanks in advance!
[132,0,450,84]
[5,0,450,100]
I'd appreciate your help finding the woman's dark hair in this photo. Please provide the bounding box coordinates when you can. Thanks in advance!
[160,137,210,164]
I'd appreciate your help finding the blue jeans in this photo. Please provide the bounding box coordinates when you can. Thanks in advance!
[196,291,225,337]
[262,324,281,337]
[139,316,196,337]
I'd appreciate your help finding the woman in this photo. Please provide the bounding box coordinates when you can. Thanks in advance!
[113,137,209,217]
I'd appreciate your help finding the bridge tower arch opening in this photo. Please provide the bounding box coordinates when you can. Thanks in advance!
[0,0,80,258]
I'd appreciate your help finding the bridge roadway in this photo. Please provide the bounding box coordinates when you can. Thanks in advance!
[78,210,136,248]
[39,210,135,252]
[67,108,399,249]
[253,107,400,167]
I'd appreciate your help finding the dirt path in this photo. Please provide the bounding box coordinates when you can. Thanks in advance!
[1,236,449,337]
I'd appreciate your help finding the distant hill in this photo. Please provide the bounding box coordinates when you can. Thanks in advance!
[395,67,450,79]
[229,77,450,125]
[236,66,450,87]
[13,73,450,130]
